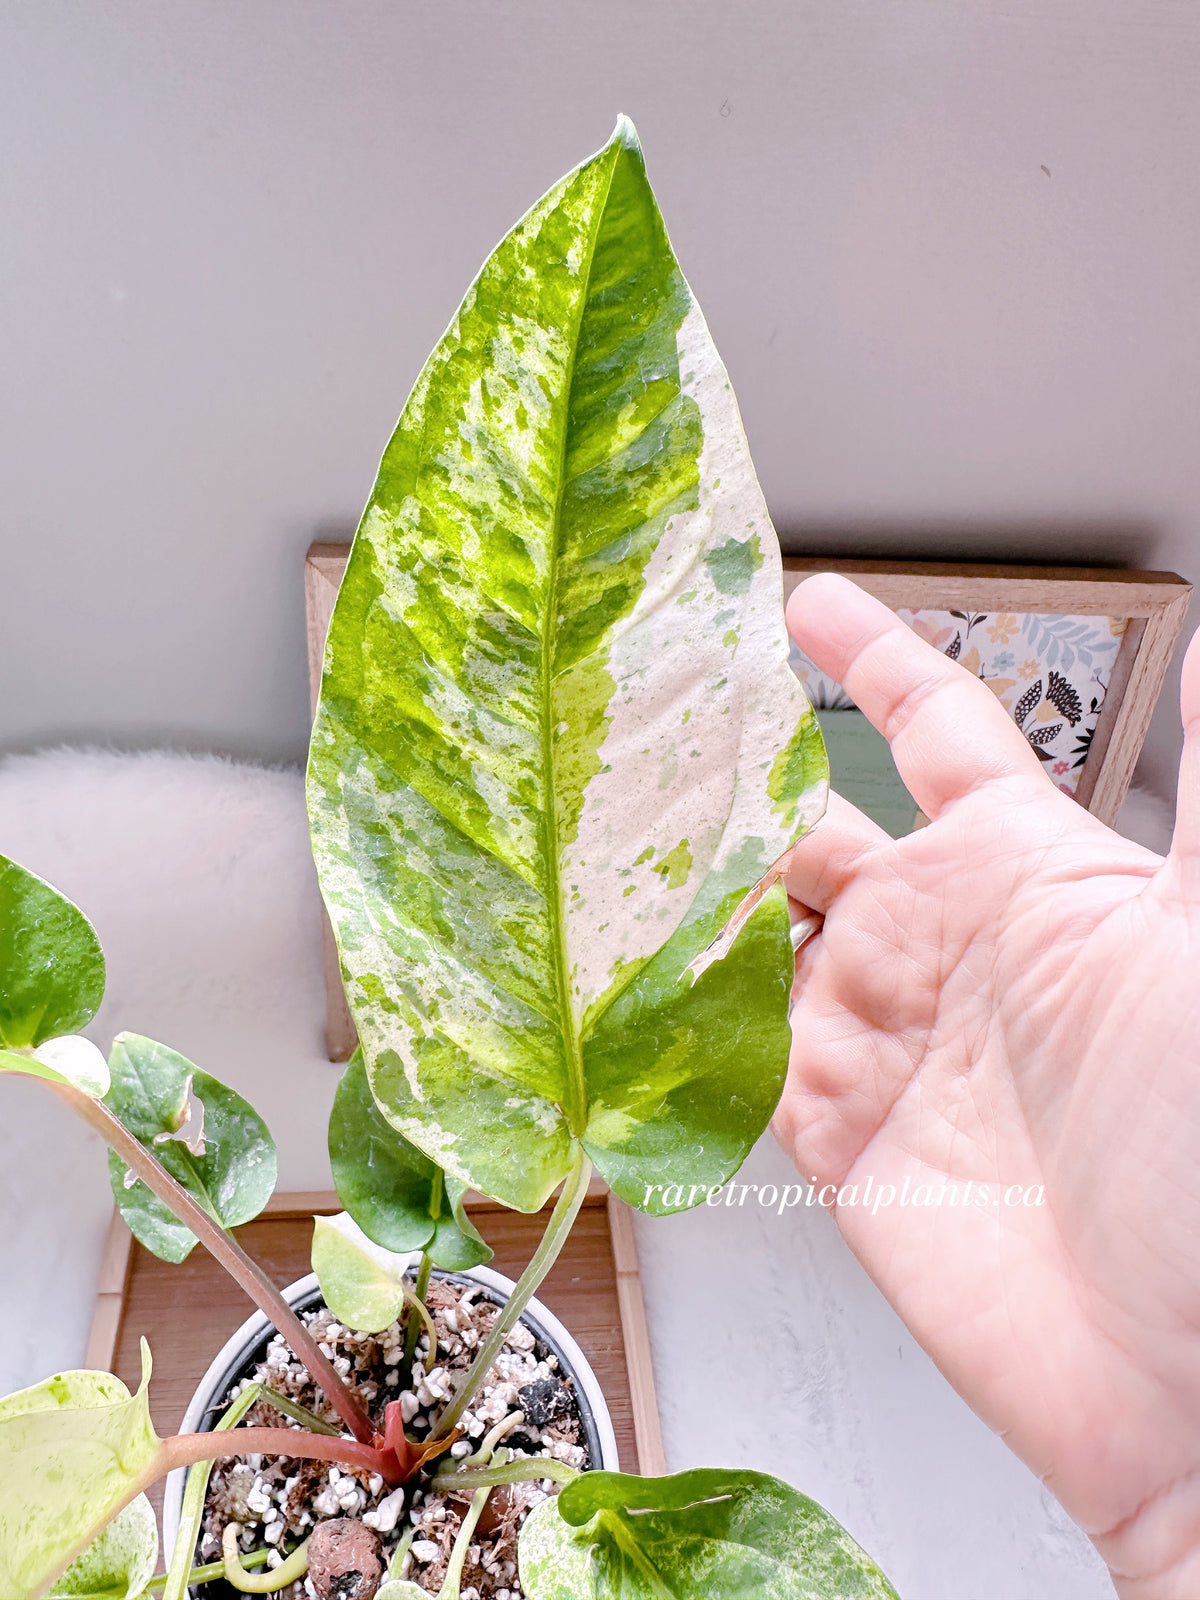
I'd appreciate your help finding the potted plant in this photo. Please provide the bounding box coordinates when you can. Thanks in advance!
[0,118,900,1600]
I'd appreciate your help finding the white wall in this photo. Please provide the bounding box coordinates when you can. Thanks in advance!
[3,1,1198,795]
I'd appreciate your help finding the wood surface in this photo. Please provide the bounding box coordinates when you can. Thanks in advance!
[99,1191,658,1515]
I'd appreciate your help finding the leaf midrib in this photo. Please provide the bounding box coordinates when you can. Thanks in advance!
[540,142,623,1139]
[121,1047,224,1228]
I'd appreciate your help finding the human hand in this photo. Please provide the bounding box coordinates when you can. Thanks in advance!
[778,573,1200,1599]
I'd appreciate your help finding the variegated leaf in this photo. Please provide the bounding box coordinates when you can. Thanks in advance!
[329,1049,490,1269]
[0,1345,162,1600]
[518,1468,901,1600]
[308,117,826,1213]
[103,1033,277,1264]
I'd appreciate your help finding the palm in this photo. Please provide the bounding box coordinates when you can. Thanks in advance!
[778,574,1200,1600]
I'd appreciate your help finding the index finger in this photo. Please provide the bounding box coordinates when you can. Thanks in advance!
[787,573,1048,819]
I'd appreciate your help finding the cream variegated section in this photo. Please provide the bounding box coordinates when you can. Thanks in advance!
[0,1344,161,1600]
[563,299,821,1021]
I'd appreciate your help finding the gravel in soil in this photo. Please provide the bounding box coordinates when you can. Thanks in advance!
[195,1276,590,1599]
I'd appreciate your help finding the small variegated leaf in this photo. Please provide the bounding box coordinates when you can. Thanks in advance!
[311,1212,415,1335]
[0,1035,111,1097]
[0,854,105,1051]
[307,117,827,1213]
[329,1050,490,1270]
[518,1468,901,1600]
[0,1344,163,1600]
[103,1034,277,1263]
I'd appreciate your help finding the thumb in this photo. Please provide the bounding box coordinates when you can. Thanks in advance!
[1170,621,1200,863]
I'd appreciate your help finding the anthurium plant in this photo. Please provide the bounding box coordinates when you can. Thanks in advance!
[0,119,900,1600]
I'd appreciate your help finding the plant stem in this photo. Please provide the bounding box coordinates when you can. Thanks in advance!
[147,1550,270,1591]
[222,1527,309,1593]
[161,1427,400,1480]
[254,1386,340,1436]
[436,1481,492,1600]
[388,1525,416,1580]
[48,1079,375,1444]
[429,1457,579,1494]
[403,1250,434,1373]
[430,1153,591,1440]
[163,1381,264,1600]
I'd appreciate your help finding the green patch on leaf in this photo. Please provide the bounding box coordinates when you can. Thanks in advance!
[103,1034,277,1264]
[768,708,829,830]
[650,840,692,890]
[703,533,763,596]
[519,1467,900,1599]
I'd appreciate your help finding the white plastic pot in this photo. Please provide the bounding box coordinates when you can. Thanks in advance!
[162,1258,620,1587]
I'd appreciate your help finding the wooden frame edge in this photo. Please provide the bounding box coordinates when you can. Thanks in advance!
[84,1208,134,1371]
[606,1193,667,1476]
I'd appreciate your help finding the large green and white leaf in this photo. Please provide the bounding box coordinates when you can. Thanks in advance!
[47,1495,158,1600]
[519,1468,900,1600]
[330,1049,490,1269]
[308,117,827,1213]
[0,854,105,1051]
[103,1033,277,1263]
[0,1344,163,1600]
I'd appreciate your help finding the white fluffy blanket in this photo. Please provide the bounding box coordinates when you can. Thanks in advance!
[0,750,336,1397]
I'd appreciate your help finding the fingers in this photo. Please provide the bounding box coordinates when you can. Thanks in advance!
[785,789,889,914]
[1170,621,1200,862]
[787,573,1048,820]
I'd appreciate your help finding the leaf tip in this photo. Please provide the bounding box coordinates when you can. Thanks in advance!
[611,112,642,155]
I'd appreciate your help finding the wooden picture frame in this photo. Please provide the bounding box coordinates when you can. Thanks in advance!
[307,544,1191,1056]
[782,558,1191,825]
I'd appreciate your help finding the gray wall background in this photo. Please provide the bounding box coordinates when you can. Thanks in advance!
[3,1,1198,798]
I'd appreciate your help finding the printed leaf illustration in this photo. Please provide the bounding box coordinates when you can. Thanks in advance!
[0,855,105,1068]
[103,1033,277,1263]
[518,1468,900,1600]
[329,1050,491,1270]
[308,116,826,1214]
[0,1344,161,1600]
[311,1212,425,1335]
[47,1495,158,1600]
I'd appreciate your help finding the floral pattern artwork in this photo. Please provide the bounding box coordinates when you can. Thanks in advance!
[789,609,1127,796]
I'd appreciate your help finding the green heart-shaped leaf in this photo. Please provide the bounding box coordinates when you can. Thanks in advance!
[0,854,105,1051]
[47,1495,158,1599]
[307,117,826,1214]
[0,1344,162,1600]
[103,1033,277,1263]
[519,1468,900,1599]
[330,1050,490,1270]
